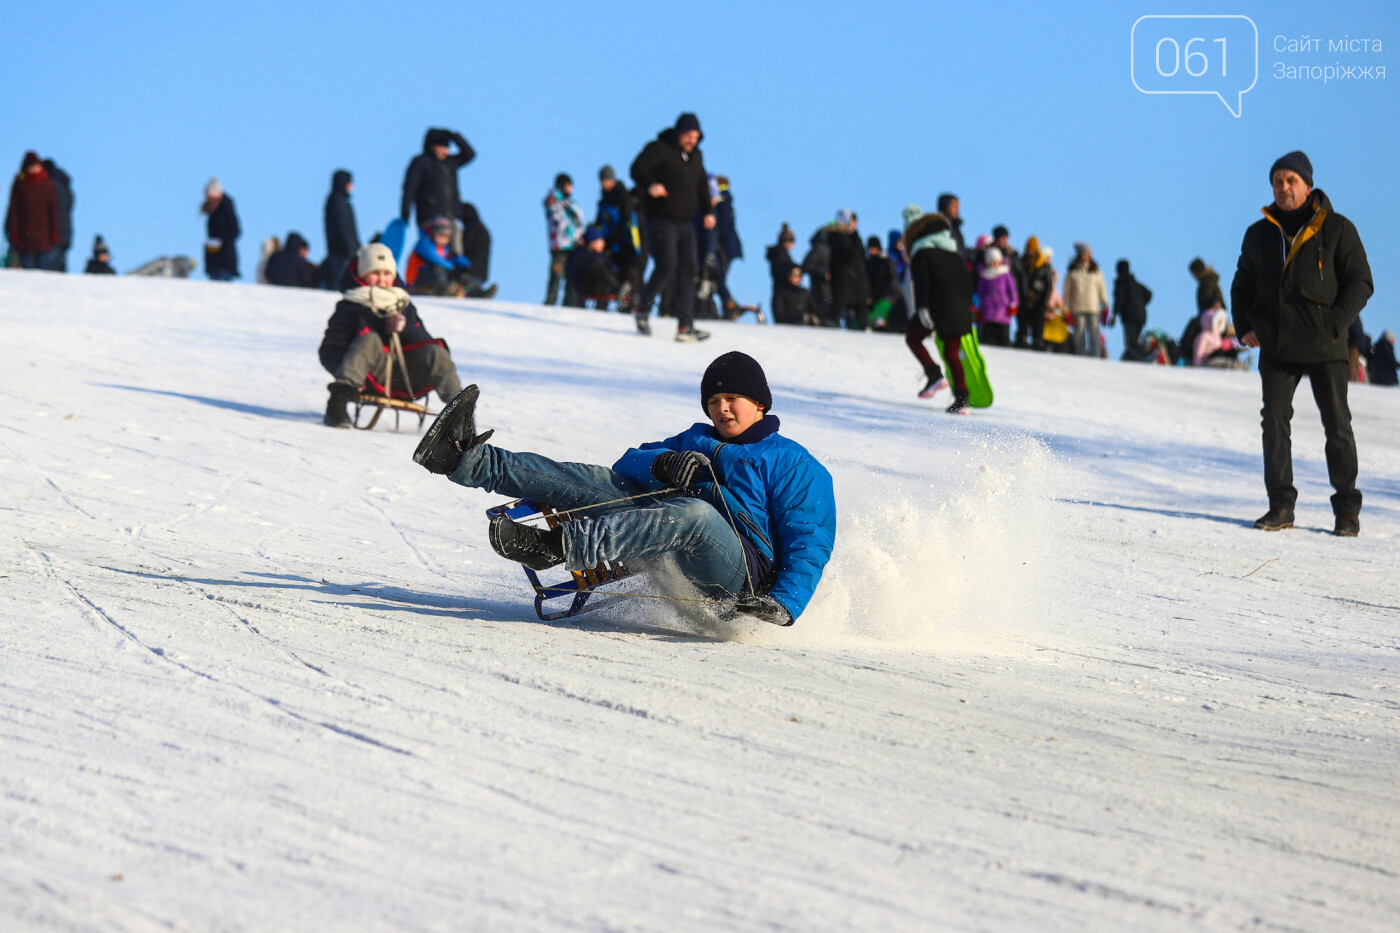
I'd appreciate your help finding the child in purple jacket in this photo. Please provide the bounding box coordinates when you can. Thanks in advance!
[976,246,1018,347]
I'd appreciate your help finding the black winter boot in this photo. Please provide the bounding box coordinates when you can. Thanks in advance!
[324,382,357,429]
[413,384,493,474]
[1253,507,1295,531]
[488,514,565,571]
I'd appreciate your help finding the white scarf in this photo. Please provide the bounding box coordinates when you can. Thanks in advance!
[343,285,412,316]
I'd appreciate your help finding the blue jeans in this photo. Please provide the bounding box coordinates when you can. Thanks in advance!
[448,444,749,598]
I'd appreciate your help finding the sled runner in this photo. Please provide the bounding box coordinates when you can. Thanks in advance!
[485,497,637,621]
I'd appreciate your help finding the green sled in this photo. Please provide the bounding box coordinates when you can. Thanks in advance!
[937,330,994,408]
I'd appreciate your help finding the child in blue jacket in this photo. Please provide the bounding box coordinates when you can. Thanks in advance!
[412,352,836,625]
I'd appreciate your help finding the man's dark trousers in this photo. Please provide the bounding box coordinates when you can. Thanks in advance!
[638,218,698,331]
[1259,355,1361,516]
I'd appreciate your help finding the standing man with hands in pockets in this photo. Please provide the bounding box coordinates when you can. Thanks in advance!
[1232,151,1373,536]
[630,113,716,343]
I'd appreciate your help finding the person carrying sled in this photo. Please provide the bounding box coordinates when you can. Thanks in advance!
[1232,150,1373,536]
[903,211,974,413]
[319,243,464,428]
[411,352,837,626]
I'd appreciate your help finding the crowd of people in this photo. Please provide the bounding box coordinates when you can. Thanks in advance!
[5,127,1394,379]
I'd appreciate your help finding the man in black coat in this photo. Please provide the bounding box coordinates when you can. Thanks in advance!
[201,178,240,281]
[629,112,715,341]
[1232,151,1374,535]
[400,128,475,237]
[1111,259,1152,359]
[324,169,360,291]
[828,210,872,329]
[41,159,72,271]
[264,232,318,288]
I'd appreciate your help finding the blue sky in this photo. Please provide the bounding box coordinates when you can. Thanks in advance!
[5,0,1397,355]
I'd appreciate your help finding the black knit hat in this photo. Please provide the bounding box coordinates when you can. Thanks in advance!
[701,352,771,413]
[1270,150,1313,188]
[554,172,572,190]
[675,112,702,136]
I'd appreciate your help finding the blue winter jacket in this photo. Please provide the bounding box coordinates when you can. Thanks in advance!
[612,416,836,621]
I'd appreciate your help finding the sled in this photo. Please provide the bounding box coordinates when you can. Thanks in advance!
[352,392,432,431]
[485,497,637,622]
[352,330,434,431]
[938,330,994,408]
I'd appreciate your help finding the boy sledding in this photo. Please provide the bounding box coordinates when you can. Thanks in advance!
[412,352,837,626]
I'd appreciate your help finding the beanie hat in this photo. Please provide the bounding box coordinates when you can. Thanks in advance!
[357,242,397,278]
[975,233,993,250]
[779,223,795,242]
[992,225,1009,240]
[867,235,882,250]
[92,234,109,256]
[985,247,1004,265]
[205,177,223,199]
[554,172,572,190]
[835,208,855,226]
[1073,241,1091,256]
[1269,150,1313,188]
[700,351,771,413]
[598,164,615,182]
[902,204,924,230]
[582,225,605,245]
[1189,257,1206,276]
[675,112,702,136]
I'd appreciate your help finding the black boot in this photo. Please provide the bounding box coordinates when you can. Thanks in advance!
[412,385,494,474]
[488,514,565,571]
[323,381,357,429]
[1253,507,1295,531]
[945,393,970,415]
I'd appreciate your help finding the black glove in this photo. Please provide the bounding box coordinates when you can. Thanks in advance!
[732,594,793,627]
[651,450,711,488]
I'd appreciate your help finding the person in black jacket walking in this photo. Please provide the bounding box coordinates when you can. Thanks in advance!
[400,128,475,243]
[1111,259,1152,359]
[629,113,715,342]
[201,178,240,281]
[1232,151,1374,536]
[324,169,360,290]
[905,212,974,412]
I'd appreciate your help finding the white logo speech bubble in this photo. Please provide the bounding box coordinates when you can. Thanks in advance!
[1131,15,1258,117]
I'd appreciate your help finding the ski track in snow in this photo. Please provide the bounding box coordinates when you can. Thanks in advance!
[1,271,1398,932]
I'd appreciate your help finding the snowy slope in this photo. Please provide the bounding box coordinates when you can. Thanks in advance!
[2,270,1397,932]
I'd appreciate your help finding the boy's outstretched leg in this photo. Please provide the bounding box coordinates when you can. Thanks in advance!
[413,385,494,474]
[489,514,564,570]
